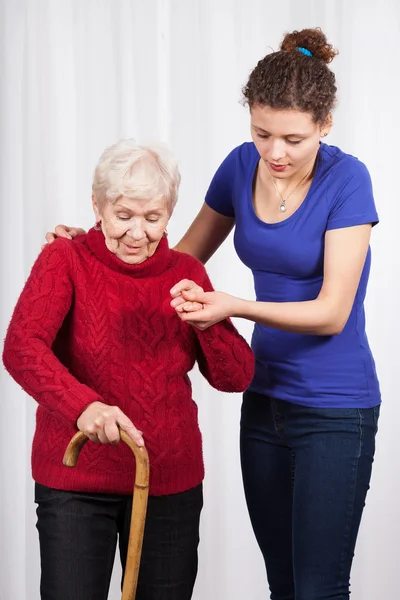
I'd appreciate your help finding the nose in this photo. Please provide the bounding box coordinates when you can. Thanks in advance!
[127,220,146,241]
[268,139,287,162]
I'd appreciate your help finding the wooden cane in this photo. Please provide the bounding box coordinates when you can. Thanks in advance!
[62,430,150,600]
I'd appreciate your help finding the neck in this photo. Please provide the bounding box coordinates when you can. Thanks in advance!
[261,151,318,194]
[85,228,173,277]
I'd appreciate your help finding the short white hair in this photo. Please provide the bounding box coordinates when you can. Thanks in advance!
[92,138,181,211]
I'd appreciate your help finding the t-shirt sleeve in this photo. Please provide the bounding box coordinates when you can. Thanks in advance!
[204,147,239,218]
[326,159,379,231]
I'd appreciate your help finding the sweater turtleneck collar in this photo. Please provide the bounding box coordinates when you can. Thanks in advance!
[85,228,173,278]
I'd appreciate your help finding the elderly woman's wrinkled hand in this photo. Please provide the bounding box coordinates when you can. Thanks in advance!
[170,279,205,313]
[77,401,144,446]
[170,280,240,330]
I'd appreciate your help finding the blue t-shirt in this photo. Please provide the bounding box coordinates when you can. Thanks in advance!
[205,142,380,408]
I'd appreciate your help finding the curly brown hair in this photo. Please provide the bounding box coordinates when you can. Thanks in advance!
[242,28,338,124]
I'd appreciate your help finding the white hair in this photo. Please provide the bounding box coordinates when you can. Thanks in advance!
[92,138,181,211]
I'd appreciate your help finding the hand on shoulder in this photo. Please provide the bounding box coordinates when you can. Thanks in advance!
[42,224,86,249]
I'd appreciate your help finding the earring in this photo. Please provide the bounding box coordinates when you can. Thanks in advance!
[323,132,328,137]
[94,221,102,231]
[163,229,168,238]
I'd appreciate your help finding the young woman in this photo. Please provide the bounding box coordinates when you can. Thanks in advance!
[46,28,380,600]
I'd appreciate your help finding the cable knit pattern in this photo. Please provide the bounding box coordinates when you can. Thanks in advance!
[3,229,254,496]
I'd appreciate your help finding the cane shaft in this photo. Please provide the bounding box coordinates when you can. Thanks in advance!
[63,430,150,600]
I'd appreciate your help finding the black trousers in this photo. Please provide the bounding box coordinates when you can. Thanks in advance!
[35,482,203,600]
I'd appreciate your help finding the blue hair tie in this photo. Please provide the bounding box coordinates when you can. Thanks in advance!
[297,46,312,57]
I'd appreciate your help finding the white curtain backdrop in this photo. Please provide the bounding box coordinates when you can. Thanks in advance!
[1,1,399,598]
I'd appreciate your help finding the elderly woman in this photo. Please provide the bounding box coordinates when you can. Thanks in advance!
[2,139,254,600]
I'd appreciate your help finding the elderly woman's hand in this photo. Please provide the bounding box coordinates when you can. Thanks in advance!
[77,401,144,446]
[170,279,205,313]
[170,280,241,329]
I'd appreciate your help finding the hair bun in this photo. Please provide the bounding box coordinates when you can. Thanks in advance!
[280,28,338,64]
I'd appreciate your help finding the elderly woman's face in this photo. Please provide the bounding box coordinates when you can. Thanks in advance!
[94,195,170,265]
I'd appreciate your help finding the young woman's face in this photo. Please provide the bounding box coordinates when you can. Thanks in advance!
[250,105,331,179]
[93,195,170,265]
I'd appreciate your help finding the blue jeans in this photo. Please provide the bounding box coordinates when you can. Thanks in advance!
[240,391,380,600]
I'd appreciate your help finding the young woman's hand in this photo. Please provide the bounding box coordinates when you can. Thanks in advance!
[42,224,86,248]
[77,401,144,446]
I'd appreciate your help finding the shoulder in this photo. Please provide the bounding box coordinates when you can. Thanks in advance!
[218,142,259,170]
[206,142,258,199]
[321,145,378,228]
[210,142,259,177]
[319,143,372,184]
[233,141,259,161]
[40,237,75,262]
[24,238,77,284]
[39,234,90,269]
[44,234,88,253]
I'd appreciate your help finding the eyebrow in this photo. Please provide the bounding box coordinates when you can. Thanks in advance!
[116,205,163,213]
[252,125,307,138]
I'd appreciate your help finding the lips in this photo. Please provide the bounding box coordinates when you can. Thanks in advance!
[123,243,144,252]
[270,163,288,172]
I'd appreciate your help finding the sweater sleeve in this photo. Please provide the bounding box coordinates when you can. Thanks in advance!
[187,262,255,392]
[2,239,103,425]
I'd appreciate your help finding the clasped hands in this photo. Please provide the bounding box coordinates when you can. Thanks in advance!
[169,279,239,330]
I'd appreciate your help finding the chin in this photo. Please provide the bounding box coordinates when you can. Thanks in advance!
[125,255,148,265]
[116,251,148,265]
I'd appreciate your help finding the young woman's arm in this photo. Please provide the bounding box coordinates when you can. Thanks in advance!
[174,203,234,263]
[171,224,372,336]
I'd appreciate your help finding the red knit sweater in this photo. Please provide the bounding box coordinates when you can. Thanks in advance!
[3,229,254,496]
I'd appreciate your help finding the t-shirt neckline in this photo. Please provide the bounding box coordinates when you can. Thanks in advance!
[247,143,325,228]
